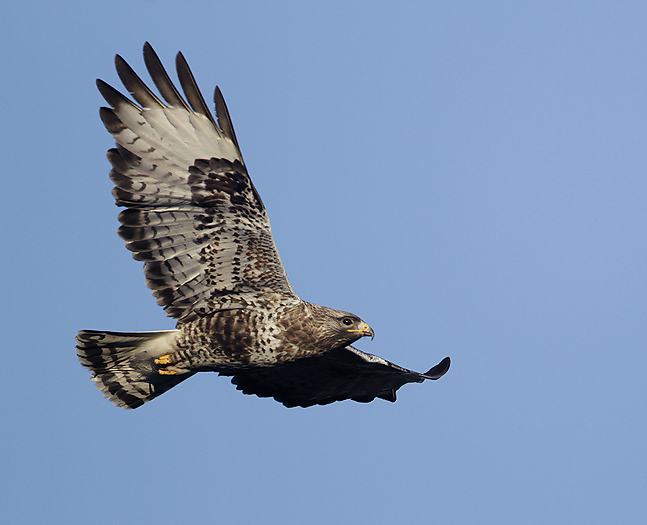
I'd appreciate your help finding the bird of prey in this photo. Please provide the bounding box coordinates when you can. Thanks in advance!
[76,43,450,409]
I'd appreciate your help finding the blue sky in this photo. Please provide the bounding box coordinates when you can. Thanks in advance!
[2,1,646,523]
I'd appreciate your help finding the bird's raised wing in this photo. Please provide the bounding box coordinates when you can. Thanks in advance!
[97,43,296,320]
[223,347,451,408]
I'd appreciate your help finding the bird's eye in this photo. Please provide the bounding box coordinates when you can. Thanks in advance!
[342,318,354,326]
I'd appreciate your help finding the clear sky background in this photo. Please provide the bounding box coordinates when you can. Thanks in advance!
[2,2,646,523]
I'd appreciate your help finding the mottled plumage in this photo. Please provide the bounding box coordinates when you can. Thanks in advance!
[76,43,450,409]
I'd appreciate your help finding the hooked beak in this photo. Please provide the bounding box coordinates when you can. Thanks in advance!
[348,322,374,340]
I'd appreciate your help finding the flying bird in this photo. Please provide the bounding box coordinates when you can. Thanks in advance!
[76,43,450,409]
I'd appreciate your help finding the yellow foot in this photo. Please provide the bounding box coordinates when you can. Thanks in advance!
[158,369,178,376]
[154,354,173,365]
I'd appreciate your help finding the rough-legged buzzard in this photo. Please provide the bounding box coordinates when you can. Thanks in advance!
[76,43,450,409]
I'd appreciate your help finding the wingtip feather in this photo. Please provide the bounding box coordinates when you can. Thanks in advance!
[423,357,451,380]
[175,50,218,128]
[214,85,241,151]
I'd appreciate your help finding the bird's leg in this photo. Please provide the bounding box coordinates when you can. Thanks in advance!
[154,353,181,375]
[154,354,173,365]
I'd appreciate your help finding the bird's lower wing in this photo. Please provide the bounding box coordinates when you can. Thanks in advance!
[222,346,450,408]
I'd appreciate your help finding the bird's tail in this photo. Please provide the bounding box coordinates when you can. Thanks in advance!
[75,329,194,409]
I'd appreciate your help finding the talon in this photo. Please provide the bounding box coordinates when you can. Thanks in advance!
[154,354,172,365]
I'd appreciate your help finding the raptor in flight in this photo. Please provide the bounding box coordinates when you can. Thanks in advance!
[76,43,450,409]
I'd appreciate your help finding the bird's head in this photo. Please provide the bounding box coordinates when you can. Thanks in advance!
[340,315,374,341]
[312,305,374,350]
